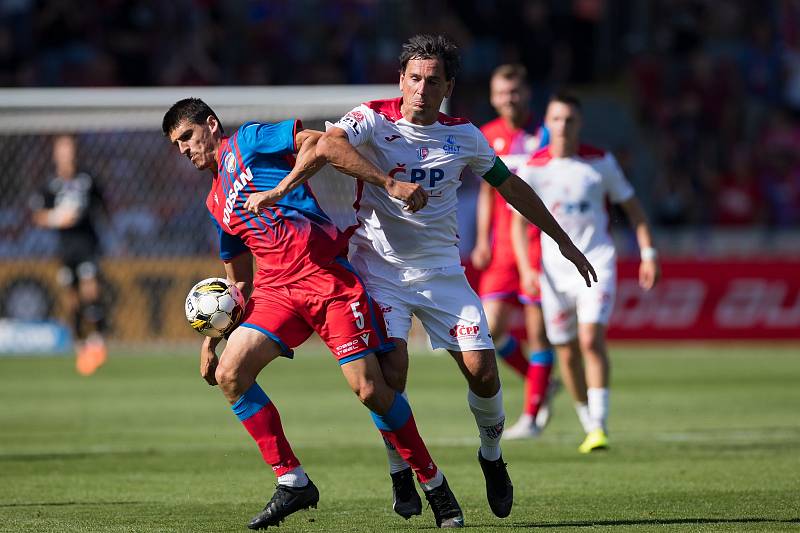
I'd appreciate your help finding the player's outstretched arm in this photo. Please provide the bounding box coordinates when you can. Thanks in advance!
[317,127,428,212]
[618,196,661,290]
[244,130,326,214]
[497,174,598,287]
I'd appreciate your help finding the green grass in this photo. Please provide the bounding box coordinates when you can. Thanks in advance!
[1,343,799,532]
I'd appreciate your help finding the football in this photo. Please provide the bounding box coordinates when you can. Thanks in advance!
[184,278,245,338]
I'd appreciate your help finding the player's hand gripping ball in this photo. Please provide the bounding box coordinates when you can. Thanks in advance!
[185,278,245,338]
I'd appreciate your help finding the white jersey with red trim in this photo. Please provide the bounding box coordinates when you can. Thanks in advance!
[517,145,634,290]
[332,97,499,269]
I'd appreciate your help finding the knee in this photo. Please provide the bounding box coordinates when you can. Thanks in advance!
[215,363,241,395]
[469,352,500,394]
[558,345,581,366]
[579,335,606,358]
[352,379,379,406]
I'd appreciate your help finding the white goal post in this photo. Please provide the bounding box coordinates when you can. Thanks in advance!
[0,85,420,344]
[0,85,403,132]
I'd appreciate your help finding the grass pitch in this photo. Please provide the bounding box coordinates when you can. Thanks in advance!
[1,343,798,532]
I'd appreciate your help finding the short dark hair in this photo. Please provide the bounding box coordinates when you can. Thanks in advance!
[492,64,528,85]
[399,34,461,80]
[549,91,582,110]
[161,98,223,136]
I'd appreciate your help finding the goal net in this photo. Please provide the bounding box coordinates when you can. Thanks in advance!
[0,85,397,347]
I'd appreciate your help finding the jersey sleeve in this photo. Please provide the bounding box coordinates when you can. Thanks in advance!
[601,153,635,203]
[209,215,249,261]
[470,128,511,187]
[237,120,300,156]
[331,105,376,147]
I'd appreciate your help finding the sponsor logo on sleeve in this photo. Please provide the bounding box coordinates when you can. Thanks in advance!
[337,114,361,134]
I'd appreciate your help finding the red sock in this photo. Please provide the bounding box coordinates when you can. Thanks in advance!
[372,393,438,483]
[524,349,554,416]
[234,384,301,477]
[496,335,528,377]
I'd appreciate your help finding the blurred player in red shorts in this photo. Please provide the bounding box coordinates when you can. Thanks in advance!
[162,98,453,529]
[472,65,558,439]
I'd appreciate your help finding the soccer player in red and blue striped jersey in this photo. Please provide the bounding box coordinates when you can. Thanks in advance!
[162,98,455,529]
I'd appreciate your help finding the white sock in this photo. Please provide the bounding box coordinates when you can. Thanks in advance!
[419,469,444,491]
[587,387,609,433]
[468,388,505,461]
[575,402,593,433]
[384,392,411,474]
[277,466,308,487]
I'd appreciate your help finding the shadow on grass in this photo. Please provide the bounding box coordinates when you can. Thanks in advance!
[0,450,160,462]
[0,501,144,508]
[502,517,800,528]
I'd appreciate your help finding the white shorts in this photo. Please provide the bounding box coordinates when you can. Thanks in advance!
[540,266,616,345]
[349,253,495,352]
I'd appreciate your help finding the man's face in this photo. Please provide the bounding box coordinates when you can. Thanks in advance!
[545,101,581,143]
[52,135,77,175]
[168,117,220,171]
[490,76,530,123]
[400,58,454,122]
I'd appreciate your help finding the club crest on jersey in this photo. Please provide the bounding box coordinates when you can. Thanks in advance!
[224,152,237,173]
[223,167,254,226]
[416,147,429,161]
[443,135,460,154]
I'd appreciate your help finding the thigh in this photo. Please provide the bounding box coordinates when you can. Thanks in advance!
[217,326,285,396]
[540,272,578,345]
[481,298,516,336]
[298,259,396,365]
[348,253,414,342]
[414,272,494,352]
[239,285,313,358]
[576,269,616,326]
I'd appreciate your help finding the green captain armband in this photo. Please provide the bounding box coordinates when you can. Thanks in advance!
[482,157,511,187]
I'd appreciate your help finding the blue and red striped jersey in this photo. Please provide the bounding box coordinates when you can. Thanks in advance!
[206,120,348,287]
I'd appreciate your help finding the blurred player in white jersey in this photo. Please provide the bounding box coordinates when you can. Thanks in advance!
[316,35,596,525]
[513,92,660,453]
[472,64,558,440]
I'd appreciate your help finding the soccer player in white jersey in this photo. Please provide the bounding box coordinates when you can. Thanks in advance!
[513,92,660,454]
[315,35,596,525]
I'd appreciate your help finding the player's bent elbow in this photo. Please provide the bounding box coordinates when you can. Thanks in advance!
[315,133,335,162]
[316,130,349,163]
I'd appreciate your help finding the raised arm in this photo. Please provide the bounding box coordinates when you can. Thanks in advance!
[243,129,326,213]
[617,196,660,290]
[496,174,597,286]
[316,127,428,212]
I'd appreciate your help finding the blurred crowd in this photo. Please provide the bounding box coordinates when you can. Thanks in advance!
[0,0,798,258]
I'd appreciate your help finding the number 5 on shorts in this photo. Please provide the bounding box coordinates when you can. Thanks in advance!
[351,302,365,329]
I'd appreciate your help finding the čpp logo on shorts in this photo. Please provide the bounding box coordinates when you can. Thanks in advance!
[449,323,481,338]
